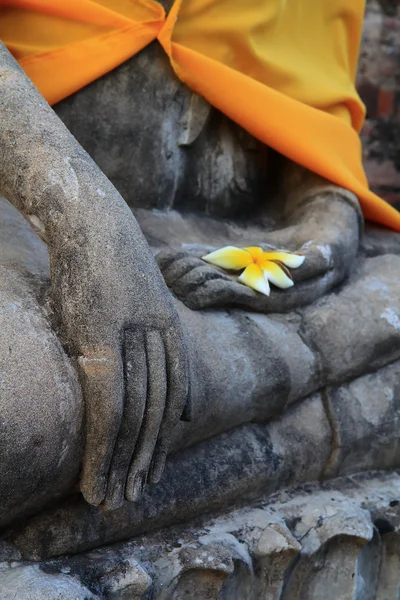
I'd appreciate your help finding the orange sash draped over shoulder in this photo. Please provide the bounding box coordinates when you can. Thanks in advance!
[0,0,165,103]
[1,0,400,231]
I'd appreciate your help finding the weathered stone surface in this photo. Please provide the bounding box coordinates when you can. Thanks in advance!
[53,23,364,319]
[375,532,400,600]
[252,522,301,600]
[54,42,270,220]
[0,42,190,510]
[1,26,398,537]
[153,533,254,599]
[156,189,362,315]
[0,196,49,276]
[170,304,319,451]
[2,291,400,560]
[277,496,374,600]
[2,233,400,556]
[301,254,400,384]
[0,563,96,600]
[101,557,151,600]
[1,394,331,559]
[3,473,398,599]
[324,360,400,478]
[362,224,400,257]
[0,265,83,529]
[1,12,400,597]
[356,529,382,600]
[266,394,332,485]
[40,550,152,600]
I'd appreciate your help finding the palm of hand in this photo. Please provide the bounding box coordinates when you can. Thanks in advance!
[156,190,362,313]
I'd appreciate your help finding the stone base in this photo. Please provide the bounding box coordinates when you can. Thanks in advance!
[2,472,400,599]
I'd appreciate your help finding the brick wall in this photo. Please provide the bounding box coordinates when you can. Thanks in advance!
[358,0,400,208]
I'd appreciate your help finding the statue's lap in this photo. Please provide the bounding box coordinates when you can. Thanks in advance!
[1,193,400,542]
[1,36,400,556]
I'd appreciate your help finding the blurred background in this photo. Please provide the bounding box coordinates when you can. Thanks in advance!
[358,0,400,210]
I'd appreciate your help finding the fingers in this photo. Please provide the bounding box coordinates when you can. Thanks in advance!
[184,267,342,314]
[163,257,229,289]
[156,249,190,273]
[260,225,298,250]
[101,326,188,508]
[126,330,167,501]
[182,275,257,310]
[263,269,342,312]
[167,264,232,307]
[156,246,336,312]
[148,327,190,484]
[78,347,124,506]
[290,244,334,284]
[156,248,230,289]
[103,330,147,509]
[156,244,346,313]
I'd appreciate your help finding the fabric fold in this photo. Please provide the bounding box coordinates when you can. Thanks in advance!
[158,0,400,230]
[0,0,165,104]
[159,39,400,230]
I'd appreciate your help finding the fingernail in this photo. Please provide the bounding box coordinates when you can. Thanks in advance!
[148,452,167,485]
[81,475,107,506]
[127,471,146,502]
[103,481,124,511]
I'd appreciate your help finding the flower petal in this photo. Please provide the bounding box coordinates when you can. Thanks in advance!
[261,251,305,268]
[202,246,252,270]
[262,260,294,289]
[238,264,270,296]
[244,246,264,261]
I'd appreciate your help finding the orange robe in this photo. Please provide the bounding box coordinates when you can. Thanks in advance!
[1,0,400,230]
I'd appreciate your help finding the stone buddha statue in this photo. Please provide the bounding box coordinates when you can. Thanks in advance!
[1,11,400,581]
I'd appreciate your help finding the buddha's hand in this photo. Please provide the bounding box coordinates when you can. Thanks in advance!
[156,190,362,312]
[0,43,189,511]
[50,202,189,510]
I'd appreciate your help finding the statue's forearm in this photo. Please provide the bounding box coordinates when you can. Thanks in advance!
[0,46,190,510]
[0,43,143,252]
[280,160,362,223]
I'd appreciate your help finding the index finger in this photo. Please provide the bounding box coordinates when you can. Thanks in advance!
[290,244,334,284]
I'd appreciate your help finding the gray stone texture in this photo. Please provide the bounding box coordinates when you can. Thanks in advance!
[300,255,400,384]
[0,43,190,510]
[1,474,400,599]
[324,360,400,478]
[54,41,271,221]
[0,564,97,600]
[1,189,400,557]
[0,265,83,528]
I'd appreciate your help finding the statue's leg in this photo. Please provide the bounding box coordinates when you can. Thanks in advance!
[3,249,400,560]
[1,206,400,538]
[0,264,83,529]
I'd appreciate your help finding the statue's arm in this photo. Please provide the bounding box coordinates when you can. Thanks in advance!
[0,43,189,508]
[157,165,362,312]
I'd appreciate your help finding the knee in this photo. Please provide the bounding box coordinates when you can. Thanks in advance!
[0,267,83,527]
